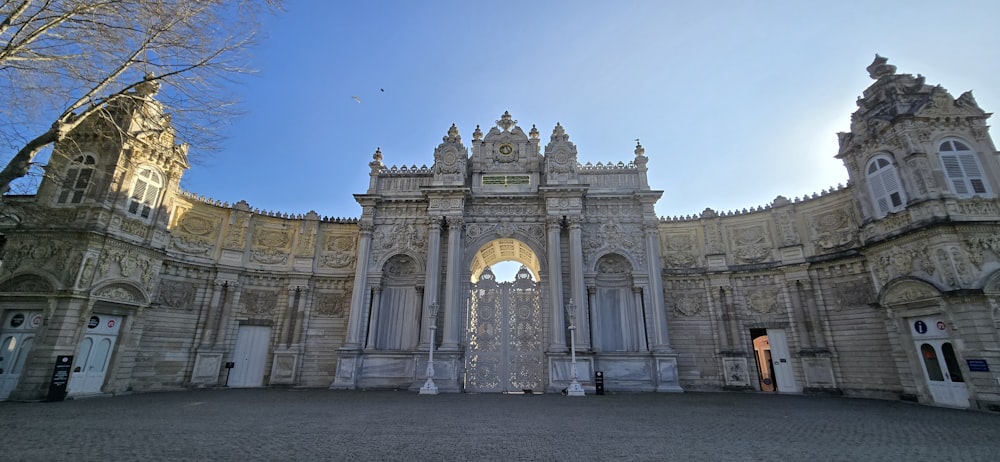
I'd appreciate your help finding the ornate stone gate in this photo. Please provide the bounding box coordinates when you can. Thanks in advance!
[465,267,544,393]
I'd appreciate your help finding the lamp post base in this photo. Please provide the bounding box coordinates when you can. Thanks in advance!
[566,380,585,397]
[419,377,438,395]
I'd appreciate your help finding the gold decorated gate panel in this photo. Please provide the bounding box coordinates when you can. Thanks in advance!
[466,267,543,393]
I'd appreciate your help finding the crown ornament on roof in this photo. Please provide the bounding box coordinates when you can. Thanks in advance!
[867,54,896,80]
[496,111,517,131]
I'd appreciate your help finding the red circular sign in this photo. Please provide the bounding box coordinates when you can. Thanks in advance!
[936,321,946,331]
[107,319,116,328]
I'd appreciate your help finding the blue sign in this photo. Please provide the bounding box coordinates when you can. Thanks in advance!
[914,320,927,334]
[967,359,990,372]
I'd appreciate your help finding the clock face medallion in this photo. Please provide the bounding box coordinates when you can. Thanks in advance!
[497,143,515,162]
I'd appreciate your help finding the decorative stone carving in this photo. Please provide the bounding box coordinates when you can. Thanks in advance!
[586,219,643,266]
[596,253,631,275]
[94,283,144,303]
[171,235,213,255]
[0,275,54,293]
[432,123,468,184]
[251,249,288,265]
[383,254,417,276]
[831,279,875,310]
[314,292,350,316]
[241,289,278,317]
[660,232,698,268]
[156,280,196,310]
[372,223,425,262]
[882,280,939,305]
[730,224,771,264]
[544,123,578,176]
[811,208,858,251]
[671,293,705,316]
[119,218,148,238]
[224,211,250,249]
[294,228,316,257]
[774,208,799,246]
[744,288,780,314]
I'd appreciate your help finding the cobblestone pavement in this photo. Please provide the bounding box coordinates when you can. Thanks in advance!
[2,389,999,461]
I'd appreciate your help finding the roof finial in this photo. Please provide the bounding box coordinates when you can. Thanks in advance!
[866,54,896,80]
[634,139,645,157]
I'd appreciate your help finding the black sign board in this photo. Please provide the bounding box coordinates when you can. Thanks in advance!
[595,370,605,396]
[47,355,73,402]
[967,359,990,372]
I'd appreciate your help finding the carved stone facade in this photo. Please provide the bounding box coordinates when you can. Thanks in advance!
[2,57,1000,410]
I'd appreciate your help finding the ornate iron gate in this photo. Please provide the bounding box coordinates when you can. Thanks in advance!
[466,267,544,393]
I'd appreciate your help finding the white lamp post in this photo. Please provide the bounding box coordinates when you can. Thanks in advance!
[419,300,440,395]
[565,298,585,397]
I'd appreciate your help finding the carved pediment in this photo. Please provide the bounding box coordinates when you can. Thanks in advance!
[0,274,54,293]
[881,279,940,305]
[93,283,147,304]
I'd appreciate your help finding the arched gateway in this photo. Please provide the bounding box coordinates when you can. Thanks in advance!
[332,112,682,393]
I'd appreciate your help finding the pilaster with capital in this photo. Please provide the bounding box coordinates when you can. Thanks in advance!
[785,280,813,349]
[567,216,590,350]
[213,279,241,348]
[365,283,383,350]
[344,222,374,349]
[709,285,731,350]
[644,223,673,352]
[546,216,567,352]
[441,216,464,350]
[419,218,443,349]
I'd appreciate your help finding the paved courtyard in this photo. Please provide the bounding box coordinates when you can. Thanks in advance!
[1,389,999,461]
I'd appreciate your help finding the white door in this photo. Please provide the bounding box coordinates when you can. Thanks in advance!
[0,311,43,400]
[229,326,270,387]
[68,315,122,396]
[908,316,970,408]
[916,340,970,408]
[766,329,798,393]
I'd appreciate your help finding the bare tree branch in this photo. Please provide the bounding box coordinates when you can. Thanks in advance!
[0,0,283,194]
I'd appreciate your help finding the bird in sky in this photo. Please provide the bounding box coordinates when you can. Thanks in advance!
[352,96,361,104]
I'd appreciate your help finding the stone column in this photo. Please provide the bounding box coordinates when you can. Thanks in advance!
[724,287,741,350]
[787,281,813,349]
[711,286,731,350]
[587,286,598,349]
[546,216,566,352]
[441,216,463,351]
[799,280,827,350]
[644,222,672,352]
[633,286,649,351]
[343,222,374,349]
[200,279,227,346]
[365,283,383,350]
[419,218,443,349]
[213,280,240,347]
[567,216,590,351]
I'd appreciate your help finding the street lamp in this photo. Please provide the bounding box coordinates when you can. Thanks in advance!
[564,298,585,397]
[419,300,440,395]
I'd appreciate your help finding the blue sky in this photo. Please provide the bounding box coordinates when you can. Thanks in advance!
[180,0,1000,220]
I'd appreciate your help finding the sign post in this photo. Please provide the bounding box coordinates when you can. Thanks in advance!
[47,355,73,402]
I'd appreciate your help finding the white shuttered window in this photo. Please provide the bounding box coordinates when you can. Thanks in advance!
[939,139,990,198]
[866,155,906,217]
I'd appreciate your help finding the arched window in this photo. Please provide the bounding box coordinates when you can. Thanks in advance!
[938,138,990,198]
[127,166,163,219]
[866,155,906,217]
[56,154,96,204]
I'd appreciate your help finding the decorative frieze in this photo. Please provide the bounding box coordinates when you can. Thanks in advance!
[241,289,278,317]
[744,287,781,314]
[314,292,350,317]
[156,279,196,310]
[729,224,771,264]
[811,207,858,251]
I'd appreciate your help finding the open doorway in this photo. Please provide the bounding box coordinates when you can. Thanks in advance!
[751,329,776,392]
